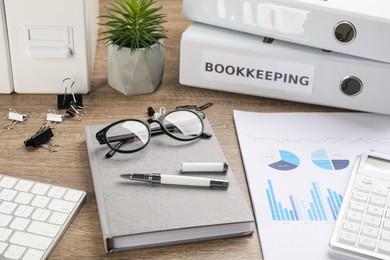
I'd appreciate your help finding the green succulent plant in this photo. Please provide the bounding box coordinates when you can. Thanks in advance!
[99,0,167,53]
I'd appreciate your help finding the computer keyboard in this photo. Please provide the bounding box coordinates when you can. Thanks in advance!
[329,151,390,260]
[0,174,86,260]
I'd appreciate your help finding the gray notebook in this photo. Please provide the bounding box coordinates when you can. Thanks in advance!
[84,119,254,253]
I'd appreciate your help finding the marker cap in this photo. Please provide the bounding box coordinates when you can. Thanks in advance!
[181,162,228,174]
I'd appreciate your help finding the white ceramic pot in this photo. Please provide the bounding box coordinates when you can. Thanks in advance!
[107,43,164,95]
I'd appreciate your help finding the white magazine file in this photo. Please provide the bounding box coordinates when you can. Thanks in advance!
[182,0,390,63]
[180,23,390,115]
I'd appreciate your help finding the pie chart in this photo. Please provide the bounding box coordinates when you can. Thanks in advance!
[267,150,300,171]
[311,149,349,170]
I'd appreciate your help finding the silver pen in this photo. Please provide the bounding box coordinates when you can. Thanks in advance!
[120,173,229,189]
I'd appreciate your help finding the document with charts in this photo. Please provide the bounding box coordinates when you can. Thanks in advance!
[233,111,390,260]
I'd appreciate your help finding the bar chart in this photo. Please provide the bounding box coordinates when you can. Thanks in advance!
[265,179,343,222]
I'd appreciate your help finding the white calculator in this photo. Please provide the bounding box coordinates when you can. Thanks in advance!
[329,151,390,260]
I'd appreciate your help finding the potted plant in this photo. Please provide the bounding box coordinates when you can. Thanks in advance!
[99,0,168,95]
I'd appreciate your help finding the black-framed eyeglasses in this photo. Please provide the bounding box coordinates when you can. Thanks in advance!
[95,109,212,158]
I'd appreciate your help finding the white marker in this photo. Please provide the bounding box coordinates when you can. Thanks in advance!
[120,173,229,189]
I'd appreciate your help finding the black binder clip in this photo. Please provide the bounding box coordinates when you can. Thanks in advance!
[66,100,85,120]
[24,127,61,152]
[57,78,83,109]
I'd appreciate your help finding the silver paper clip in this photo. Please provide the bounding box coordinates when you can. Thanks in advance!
[4,108,27,129]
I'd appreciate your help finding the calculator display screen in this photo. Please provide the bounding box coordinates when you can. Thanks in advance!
[365,155,390,174]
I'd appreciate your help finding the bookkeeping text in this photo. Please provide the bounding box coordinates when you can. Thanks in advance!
[204,62,310,86]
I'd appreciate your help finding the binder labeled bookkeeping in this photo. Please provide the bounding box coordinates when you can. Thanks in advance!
[182,0,390,63]
[180,23,390,115]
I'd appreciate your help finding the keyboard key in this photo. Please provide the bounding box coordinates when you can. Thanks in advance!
[0,177,17,189]
[0,201,17,214]
[9,231,52,250]
[14,180,33,192]
[49,212,69,225]
[0,228,13,242]
[47,186,66,199]
[30,183,50,195]
[4,245,25,259]
[14,192,34,205]
[0,188,17,201]
[0,241,7,254]
[31,195,51,208]
[64,189,84,202]
[14,205,34,218]
[27,221,61,238]
[0,213,13,227]
[48,199,76,214]
[4,244,26,259]
[23,248,45,260]
[31,208,51,222]
[10,217,30,231]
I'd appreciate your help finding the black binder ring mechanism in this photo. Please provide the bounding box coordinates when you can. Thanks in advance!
[57,78,85,120]
[24,126,61,152]
[4,108,27,130]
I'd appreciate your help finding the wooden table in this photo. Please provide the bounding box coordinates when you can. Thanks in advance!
[0,0,345,259]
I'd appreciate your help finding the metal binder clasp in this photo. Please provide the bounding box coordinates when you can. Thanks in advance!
[4,108,27,129]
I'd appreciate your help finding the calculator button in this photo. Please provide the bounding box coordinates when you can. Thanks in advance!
[354,184,371,193]
[346,211,363,223]
[373,188,388,197]
[352,190,369,202]
[339,230,357,245]
[343,220,360,233]
[381,230,390,242]
[370,195,386,207]
[378,241,390,255]
[349,200,366,213]
[367,205,384,217]
[358,236,376,250]
[361,226,379,238]
[364,215,382,228]
[383,220,390,231]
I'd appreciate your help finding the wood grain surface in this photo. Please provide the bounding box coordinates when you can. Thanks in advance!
[0,0,346,259]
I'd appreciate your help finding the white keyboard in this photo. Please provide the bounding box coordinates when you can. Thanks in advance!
[0,174,86,260]
[330,151,390,260]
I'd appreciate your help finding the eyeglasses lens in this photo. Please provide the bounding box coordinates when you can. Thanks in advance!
[106,120,149,152]
[163,111,203,140]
